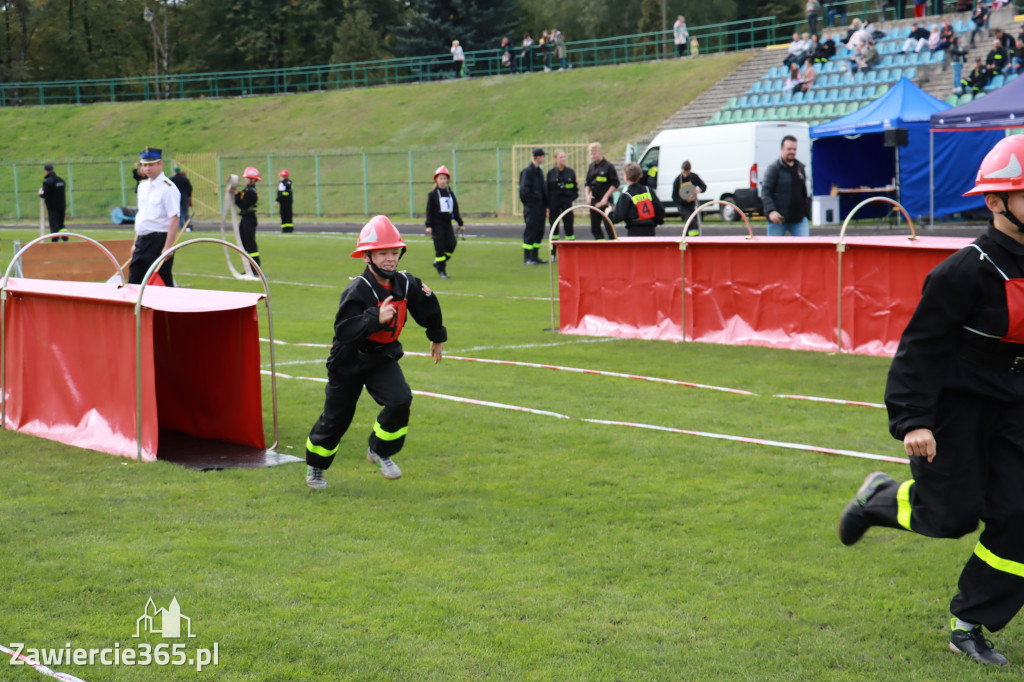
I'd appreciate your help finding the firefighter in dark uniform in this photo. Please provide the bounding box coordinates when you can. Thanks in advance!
[584,142,619,240]
[304,216,447,490]
[672,161,708,237]
[838,135,1024,666]
[425,164,464,279]
[230,166,262,270]
[519,147,548,264]
[606,163,665,237]
[546,149,578,261]
[276,169,294,233]
[38,163,67,242]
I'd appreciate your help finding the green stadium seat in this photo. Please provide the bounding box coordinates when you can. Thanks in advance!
[797,104,811,119]
[740,109,755,121]
[809,103,823,119]
[754,108,766,121]
[945,94,959,106]
[822,102,836,118]
[727,96,737,109]
[958,92,974,105]
[764,106,778,120]
[722,109,736,123]
[875,84,889,97]
[708,110,723,124]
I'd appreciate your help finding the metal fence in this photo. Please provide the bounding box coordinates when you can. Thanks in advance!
[1,0,995,107]
[8,143,593,222]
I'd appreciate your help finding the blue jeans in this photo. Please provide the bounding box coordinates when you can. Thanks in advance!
[767,217,810,237]
[953,62,963,91]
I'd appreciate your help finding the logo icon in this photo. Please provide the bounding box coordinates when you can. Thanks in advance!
[134,597,196,639]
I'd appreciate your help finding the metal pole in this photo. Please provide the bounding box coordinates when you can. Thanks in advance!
[120,160,127,206]
[67,163,74,218]
[409,150,415,219]
[315,153,322,218]
[13,164,20,221]
[267,154,274,218]
[363,152,369,217]
[496,148,502,215]
[929,130,934,229]
[452,149,458,194]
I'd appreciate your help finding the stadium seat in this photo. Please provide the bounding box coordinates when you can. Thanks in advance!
[896,26,911,39]
[837,45,850,59]
[881,54,894,68]
[852,70,866,84]
[769,92,782,106]
[768,65,783,78]
[985,74,1005,91]
[822,102,836,118]
[877,68,890,82]
[864,85,877,99]
[893,53,907,67]
[953,19,964,33]
[764,106,778,120]
[839,72,854,86]
[793,90,806,104]
[851,85,864,100]
[797,104,812,119]
[707,111,723,124]
[838,86,852,101]
[907,52,921,66]
[847,101,861,113]
[753,108,766,121]
[727,96,737,109]
[866,70,879,84]
[928,50,945,65]
[781,91,794,105]
[809,103,823,119]
[875,84,889,97]
[737,95,750,108]
[904,67,916,80]
[890,67,902,81]
[945,94,959,105]
[958,92,974,105]
[1007,73,1019,84]
[751,80,764,93]
[823,88,840,102]
[722,109,736,123]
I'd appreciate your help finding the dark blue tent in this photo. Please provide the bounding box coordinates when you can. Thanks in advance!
[810,78,1001,220]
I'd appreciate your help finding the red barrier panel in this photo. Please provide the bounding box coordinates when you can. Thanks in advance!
[557,235,971,356]
[2,279,266,461]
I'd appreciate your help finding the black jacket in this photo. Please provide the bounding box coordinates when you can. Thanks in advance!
[761,157,809,222]
[886,224,1024,440]
[234,184,258,215]
[327,267,447,373]
[425,187,463,229]
[276,178,293,205]
[671,172,707,209]
[40,173,66,210]
[608,182,665,234]
[519,163,547,207]
[585,158,620,204]
[546,165,579,208]
[170,172,192,200]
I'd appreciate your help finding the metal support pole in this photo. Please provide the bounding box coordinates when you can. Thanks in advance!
[315,154,322,218]
[120,160,127,206]
[67,163,74,218]
[409,151,415,219]
[363,152,369,217]
[496,148,502,214]
[13,164,20,221]
[267,154,274,218]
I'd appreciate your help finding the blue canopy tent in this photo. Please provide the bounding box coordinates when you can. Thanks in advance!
[809,78,1001,222]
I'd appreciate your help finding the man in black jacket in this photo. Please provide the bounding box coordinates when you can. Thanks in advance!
[519,147,548,264]
[584,142,619,239]
[170,167,193,231]
[671,161,707,236]
[547,150,578,260]
[837,135,1024,667]
[986,38,1009,76]
[761,135,810,236]
[38,163,67,242]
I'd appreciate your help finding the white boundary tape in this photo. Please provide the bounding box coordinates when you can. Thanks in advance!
[773,394,885,409]
[262,370,907,464]
[0,644,88,682]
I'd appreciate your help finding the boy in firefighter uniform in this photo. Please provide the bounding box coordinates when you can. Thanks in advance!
[606,163,665,237]
[838,135,1024,666]
[424,165,465,278]
[547,150,578,260]
[304,216,446,490]
[276,169,294,233]
[229,166,262,269]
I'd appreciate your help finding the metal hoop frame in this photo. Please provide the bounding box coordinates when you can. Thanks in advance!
[546,204,617,331]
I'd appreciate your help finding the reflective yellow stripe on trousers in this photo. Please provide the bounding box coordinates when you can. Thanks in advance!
[373,421,408,441]
[975,542,1024,579]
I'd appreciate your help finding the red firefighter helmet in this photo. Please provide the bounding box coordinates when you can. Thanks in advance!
[279,169,290,178]
[243,166,261,181]
[964,135,1024,196]
[433,165,451,182]
[350,215,407,258]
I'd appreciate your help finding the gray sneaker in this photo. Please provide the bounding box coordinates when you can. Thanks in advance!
[838,471,894,546]
[306,465,327,490]
[367,448,402,480]
[949,619,1008,666]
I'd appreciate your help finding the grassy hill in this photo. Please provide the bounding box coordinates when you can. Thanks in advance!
[0,54,748,160]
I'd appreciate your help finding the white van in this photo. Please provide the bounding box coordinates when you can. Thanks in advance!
[638,121,811,221]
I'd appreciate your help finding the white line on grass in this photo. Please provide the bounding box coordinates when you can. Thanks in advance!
[263,371,907,464]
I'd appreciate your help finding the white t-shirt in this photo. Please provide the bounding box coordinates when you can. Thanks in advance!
[135,171,180,235]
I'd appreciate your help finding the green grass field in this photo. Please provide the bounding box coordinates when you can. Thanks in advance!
[0,227,1000,680]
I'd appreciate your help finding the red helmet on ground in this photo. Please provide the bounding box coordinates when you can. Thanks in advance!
[243,166,262,181]
[433,165,451,182]
[351,215,407,258]
[964,135,1024,196]
[279,169,290,178]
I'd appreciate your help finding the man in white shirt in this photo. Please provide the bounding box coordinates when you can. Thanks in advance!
[129,146,181,286]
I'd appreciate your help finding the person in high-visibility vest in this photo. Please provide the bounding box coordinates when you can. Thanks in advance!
[838,135,1024,667]
[304,216,447,490]
[605,163,665,237]
[230,167,262,269]
[276,169,294,233]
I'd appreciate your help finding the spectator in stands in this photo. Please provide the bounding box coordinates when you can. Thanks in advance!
[994,28,1015,54]
[521,32,534,72]
[913,0,926,18]
[950,36,969,92]
[1011,38,1024,74]
[762,135,810,237]
[902,23,930,52]
[927,25,942,52]
[806,0,822,36]
[826,1,848,27]
[785,61,802,90]
[987,38,1009,76]
[673,16,690,58]
[815,33,837,62]
[784,32,805,67]
[970,1,989,47]
[450,40,465,78]
[794,57,817,93]
[846,18,870,50]
[934,20,954,53]
[964,57,991,92]
[850,39,880,73]
[540,30,552,72]
[500,36,517,74]
[552,28,569,70]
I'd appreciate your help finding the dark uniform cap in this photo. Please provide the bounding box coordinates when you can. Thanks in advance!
[139,147,163,164]
[533,147,546,158]
[43,163,53,171]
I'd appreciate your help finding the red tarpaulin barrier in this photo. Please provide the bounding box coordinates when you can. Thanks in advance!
[557,235,971,357]
[2,279,266,461]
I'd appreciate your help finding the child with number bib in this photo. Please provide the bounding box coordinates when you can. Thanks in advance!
[304,216,447,490]
[424,165,465,278]
[606,162,665,237]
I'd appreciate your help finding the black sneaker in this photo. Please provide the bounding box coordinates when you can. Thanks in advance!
[838,471,893,546]
[949,620,1009,666]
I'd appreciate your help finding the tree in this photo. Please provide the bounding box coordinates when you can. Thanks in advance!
[331,1,389,64]
[391,0,520,57]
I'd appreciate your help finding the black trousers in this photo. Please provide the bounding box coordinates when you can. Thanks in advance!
[590,209,615,240]
[47,207,67,242]
[239,213,261,267]
[549,201,575,239]
[279,201,293,232]
[305,359,413,469]
[864,391,1024,631]
[128,232,175,286]
[523,203,546,258]
[431,223,457,262]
